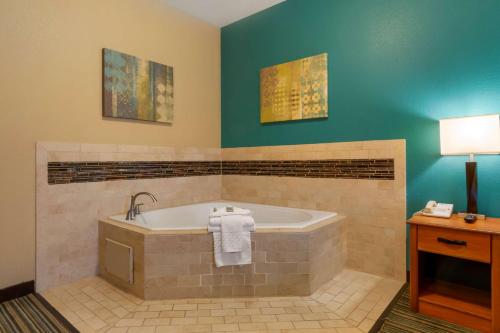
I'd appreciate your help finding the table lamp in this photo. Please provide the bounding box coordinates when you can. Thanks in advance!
[439,114,500,222]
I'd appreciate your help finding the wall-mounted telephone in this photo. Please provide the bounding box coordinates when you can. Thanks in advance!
[421,200,453,218]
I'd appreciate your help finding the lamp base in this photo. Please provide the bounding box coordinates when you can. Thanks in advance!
[465,161,478,214]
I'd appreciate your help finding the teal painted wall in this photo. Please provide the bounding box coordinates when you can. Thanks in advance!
[221,0,500,218]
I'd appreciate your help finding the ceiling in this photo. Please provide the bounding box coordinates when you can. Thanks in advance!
[164,0,285,27]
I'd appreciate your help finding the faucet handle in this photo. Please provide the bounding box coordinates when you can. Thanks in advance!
[134,203,144,215]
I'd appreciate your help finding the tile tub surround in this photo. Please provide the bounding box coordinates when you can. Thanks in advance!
[36,139,404,293]
[98,215,347,300]
[221,140,407,281]
[36,142,221,292]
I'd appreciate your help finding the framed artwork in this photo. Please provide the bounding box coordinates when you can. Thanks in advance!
[102,48,173,123]
[260,53,327,123]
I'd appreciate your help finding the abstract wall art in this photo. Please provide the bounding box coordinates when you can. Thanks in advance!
[102,48,174,123]
[260,53,327,123]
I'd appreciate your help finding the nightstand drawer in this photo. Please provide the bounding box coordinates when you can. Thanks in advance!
[418,226,491,263]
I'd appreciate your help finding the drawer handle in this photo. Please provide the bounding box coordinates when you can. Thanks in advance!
[437,237,467,246]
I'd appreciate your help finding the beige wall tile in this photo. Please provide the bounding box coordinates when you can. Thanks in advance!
[36,143,222,291]
[221,140,406,281]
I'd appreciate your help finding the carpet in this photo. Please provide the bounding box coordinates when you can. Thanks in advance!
[0,294,77,333]
[371,285,479,333]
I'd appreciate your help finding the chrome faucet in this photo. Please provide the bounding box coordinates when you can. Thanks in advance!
[126,192,158,220]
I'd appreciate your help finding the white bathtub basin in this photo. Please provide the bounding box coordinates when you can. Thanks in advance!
[109,201,337,231]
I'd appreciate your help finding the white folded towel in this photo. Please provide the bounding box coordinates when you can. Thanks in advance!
[210,206,251,217]
[208,216,255,232]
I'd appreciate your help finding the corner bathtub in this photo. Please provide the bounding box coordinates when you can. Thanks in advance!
[99,201,347,299]
[109,201,337,231]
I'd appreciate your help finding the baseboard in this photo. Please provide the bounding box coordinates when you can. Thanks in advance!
[0,280,35,303]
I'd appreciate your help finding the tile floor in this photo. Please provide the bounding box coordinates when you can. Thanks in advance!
[42,269,404,333]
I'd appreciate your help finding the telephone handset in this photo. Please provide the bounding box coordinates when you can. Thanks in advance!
[421,200,453,218]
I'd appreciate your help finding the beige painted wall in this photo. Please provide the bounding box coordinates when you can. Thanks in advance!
[0,0,220,288]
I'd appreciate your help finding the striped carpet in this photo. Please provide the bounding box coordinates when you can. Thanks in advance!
[373,286,479,333]
[0,294,77,333]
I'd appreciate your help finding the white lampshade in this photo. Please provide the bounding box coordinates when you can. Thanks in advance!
[440,114,500,155]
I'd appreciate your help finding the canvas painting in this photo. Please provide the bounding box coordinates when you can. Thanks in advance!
[260,53,327,123]
[102,48,173,123]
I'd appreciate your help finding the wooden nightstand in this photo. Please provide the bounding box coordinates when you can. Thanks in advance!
[408,214,500,333]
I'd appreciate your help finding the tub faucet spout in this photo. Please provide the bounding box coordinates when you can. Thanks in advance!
[126,192,158,220]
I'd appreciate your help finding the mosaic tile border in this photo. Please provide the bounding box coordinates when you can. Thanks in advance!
[47,161,221,184]
[222,159,394,179]
[48,159,394,184]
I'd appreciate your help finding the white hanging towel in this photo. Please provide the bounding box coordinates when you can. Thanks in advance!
[221,215,247,252]
[208,207,255,267]
[212,231,252,267]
